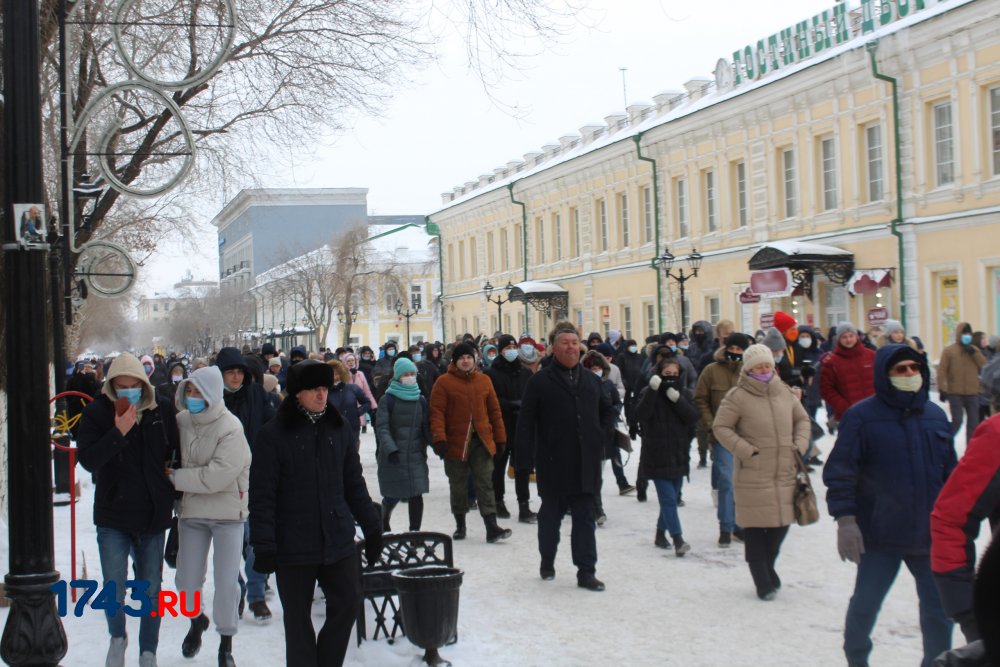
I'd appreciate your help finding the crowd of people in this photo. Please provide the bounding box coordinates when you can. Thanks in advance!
[65,313,1000,667]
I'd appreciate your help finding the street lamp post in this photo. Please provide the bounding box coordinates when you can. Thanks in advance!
[395,296,420,346]
[482,280,514,329]
[654,247,703,333]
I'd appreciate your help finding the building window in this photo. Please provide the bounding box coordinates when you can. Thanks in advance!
[410,284,422,308]
[536,216,545,263]
[514,224,522,267]
[553,213,562,260]
[735,161,747,227]
[152,304,158,312]
[473,316,480,336]
[597,198,608,252]
[782,148,797,218]
[642,185,653,243]
[571,207,580,257]
[866,124,884,202]
[705,170,717,232]
[500,228,509,269]
[645,303,655,338]
[933,101,954,186]
[447,244,455,281]
[990,87,1000,176]
[820,136,837,210]
[620,305,633,339]
[503,314,511,333]
[619,193,630,247]
[824,284,848,329]
[677,178,689,237]
[575,308,583,329]
[458,240,466,279]
[469,237,477,276]
[707,296,720,324]
[486,232,495,273]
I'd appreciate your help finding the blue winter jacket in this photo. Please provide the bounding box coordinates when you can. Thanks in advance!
[823,344,957,555]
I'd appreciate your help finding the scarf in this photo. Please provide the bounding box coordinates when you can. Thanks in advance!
[385,378,421,402]
[296,401,326,423]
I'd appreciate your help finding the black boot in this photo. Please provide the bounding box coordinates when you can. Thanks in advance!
[495,498,511,519]
[484,513,512,543]
[218,635,236,667]
[381,500,395,533]
[181,613,209,658]
[672,534,690,557]
[452,513,466,540]
[408,496,424,532]
[636,484,647,502]
[518,501,538,524]
[654,529,671,549]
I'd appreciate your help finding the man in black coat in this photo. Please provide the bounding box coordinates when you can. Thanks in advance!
[249,360,382,666]
[77,352,179,667]
[485,334,538,524]
[515,322,618,591]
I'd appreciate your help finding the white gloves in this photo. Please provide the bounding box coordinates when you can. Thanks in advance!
[666,387,680,402]
[648,375,662,391]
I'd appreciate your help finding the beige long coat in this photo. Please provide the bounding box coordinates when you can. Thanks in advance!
[712,374,811,528]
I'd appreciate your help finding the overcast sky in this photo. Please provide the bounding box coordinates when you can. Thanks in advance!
[146,0,835,293]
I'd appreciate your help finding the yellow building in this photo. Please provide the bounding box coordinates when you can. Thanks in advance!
[429,0,1000,360]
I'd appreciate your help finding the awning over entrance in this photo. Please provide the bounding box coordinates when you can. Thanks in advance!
[847,268,893,295]
[509,281,569,316]
[747,241,854,299]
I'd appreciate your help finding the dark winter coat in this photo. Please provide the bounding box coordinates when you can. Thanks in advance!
[823,344,957,555]
[820,340,876,420]
[484,354,533,457]
[598,377,623,459]
[375,394,431,499]
[693,347,742,442]
[249,396,380,566]
[155,360,188,406]
[217,346,276,449]
[416,359,441,395]
[635,380,700,480]
[65,370,101,439]
[77,390,179,534]
[514,361,618,498]
[328,383,369,434]
[687,320,716,373]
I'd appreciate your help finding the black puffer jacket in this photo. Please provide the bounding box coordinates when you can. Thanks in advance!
[484,353,533,456]
[216,347,275,449]
[635,375,700,481]
[249,396,380,566]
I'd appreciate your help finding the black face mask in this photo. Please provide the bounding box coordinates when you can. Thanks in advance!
[661,376,680,389]
[726,352,743,363]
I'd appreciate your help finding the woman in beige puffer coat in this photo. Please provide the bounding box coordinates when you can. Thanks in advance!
[713,344,811,601]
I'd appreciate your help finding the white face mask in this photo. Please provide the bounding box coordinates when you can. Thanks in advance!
[592,368,603,378]
[798,337,812,348]
[502,349,519,362]
[400,376,418,386]
[889,374,923,393]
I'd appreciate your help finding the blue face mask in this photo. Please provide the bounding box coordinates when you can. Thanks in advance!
[386,348,397,358]
[667,344,677,353]
[186,396,207,414]
[116,387,142,405]
[502,349,519,362]
[412,353,422,363]
[961,334,973,345]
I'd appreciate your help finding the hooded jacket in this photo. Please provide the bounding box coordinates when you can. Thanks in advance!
[216,346,275,449]
[326,360,370,432]
[173,366,251,521]
[484,349,533,457]
[77,353,178,533]
[820,339,876,420]
[429,363,506,460]
[713,369,812,528]
[635,366,701,480]
[155,360,189,405]
[824,344,957,554]
[938,322,987,396]
[687,320,716,373]
[694,346,744,441]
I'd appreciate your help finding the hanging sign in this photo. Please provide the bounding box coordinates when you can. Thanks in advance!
[739,287,761,304]
[750,268,794,298]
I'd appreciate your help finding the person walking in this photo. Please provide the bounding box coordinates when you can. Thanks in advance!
[713,344,811,601]
[938,322,987,444]
[248,360,382,666]
[515,322,619,591]
[77,353,179,667]
[429,341,512,543]
[375,358,431,533]
[635,357,700,555]
[326,359,371,450]
[170,367,251,667]
[824,344,957,667]
[820,322,876,433]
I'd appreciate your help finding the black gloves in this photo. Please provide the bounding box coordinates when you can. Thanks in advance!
[252,550,277,574]
[433,442,448,458]
[628,423,638,441]
[364,532,383,567]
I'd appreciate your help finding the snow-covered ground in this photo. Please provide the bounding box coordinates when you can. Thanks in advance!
[0,406,989,666]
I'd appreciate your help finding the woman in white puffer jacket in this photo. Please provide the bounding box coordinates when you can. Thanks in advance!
[169,365,251,667]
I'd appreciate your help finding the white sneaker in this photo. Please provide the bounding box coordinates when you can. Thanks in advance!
[106,636,127,667]
[139,652,157,667]
[711,489,718,508]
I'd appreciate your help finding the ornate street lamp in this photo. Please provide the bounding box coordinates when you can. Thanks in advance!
[483,280,514,328]
[396,296,420,345]
[654,247,703,333]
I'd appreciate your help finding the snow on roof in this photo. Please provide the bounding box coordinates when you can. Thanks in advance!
[510,280,567,295]
[761,240,853,257]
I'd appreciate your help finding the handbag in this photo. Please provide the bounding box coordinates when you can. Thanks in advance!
[792,451,820,526]
[613,421,633,453]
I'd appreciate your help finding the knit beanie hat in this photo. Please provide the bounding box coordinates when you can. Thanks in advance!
[452,341,477,361]
[496,334,517,351]
[742,344,775,370]
[393,357,418,380]
[762,328,786,353]
[773,311,796,334]
[835,321,858,339]
[595,342,615,357]
[882,319,904,337]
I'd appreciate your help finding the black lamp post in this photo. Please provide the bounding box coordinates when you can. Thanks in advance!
[483,280,514,328]
[2,0,69,662]
[654,247,703,333]
[396,296,420,345]
[336,308,358,324]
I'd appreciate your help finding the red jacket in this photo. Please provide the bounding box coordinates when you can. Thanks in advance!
[819,342,875,420]
[930,414,1000,620]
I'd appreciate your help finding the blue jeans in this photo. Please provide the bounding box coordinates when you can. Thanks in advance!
[242,521,266,604]
[844,550,953,667]
[96,526,165,655]
[712,442,735,533]
[651,478,683,536]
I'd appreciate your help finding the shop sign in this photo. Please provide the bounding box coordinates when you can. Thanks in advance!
[600,305,610,321]
[866,307,889,328]
[750,268,794,298]
[760,313,774,329]
[739,288,761,304]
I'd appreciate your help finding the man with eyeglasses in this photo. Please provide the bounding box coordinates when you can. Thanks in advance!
[824,344,958,667]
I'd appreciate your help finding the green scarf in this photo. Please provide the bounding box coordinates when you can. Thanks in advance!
[385,378,421,402]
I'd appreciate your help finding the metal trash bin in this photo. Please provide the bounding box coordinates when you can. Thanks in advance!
[391,566,463,666]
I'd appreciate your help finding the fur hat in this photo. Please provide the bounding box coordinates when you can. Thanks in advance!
[742,344,775,371]
[452,342,477,362]
[762,328,787,353]
[836,321,858,339]
[285,359,332,396]
[723,332,751,351]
